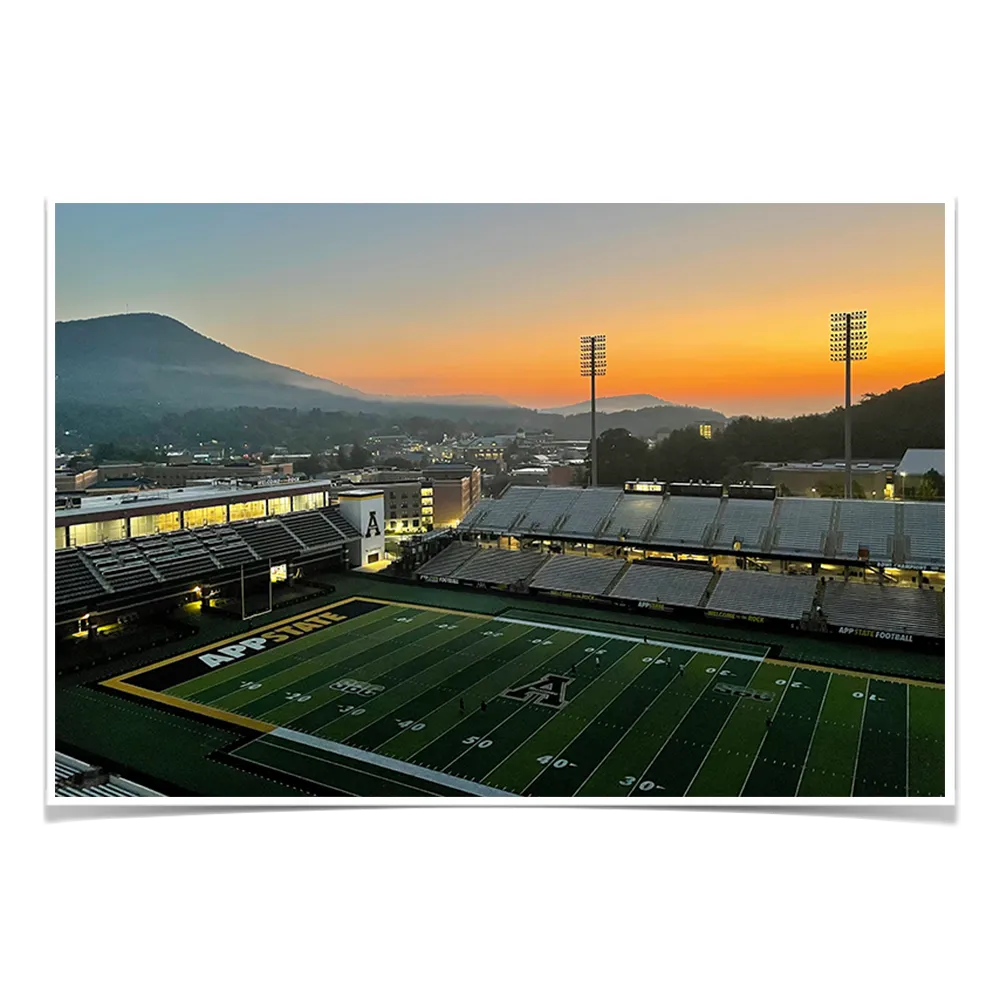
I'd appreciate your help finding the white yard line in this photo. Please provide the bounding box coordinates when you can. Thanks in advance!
[494,616,766,662]
[905,683,910,796]
[568,649,698,794]
[850,678,872,796]
[269,727,517,796]
[217,608,458,711]
[387,631,589,759]
[733,665,795,797]
[477,636,628,783]
[793,672,832,796]
[306,623,545,743]
[230,741,359,796]
[627,652,767,797]
[278,620,529,733]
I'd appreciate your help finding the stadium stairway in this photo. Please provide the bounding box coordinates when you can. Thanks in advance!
[602,560,632,596]
[699,570,721,608]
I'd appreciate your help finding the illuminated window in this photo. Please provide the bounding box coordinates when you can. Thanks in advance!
[55,527,68,549]
[229,500,267,522]
[270,563,288,583]
[292,491,325,512]
[267,496,291,516]
[183,505,227,529]
[69,518,127,547]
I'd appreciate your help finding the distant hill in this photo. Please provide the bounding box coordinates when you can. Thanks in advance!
[55,313,514,414]
[541,394,676,416]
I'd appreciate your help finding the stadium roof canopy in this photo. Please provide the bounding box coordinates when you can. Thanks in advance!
[896,449,946,477]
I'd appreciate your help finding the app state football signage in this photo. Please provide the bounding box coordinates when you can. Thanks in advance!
[365,510,381,537]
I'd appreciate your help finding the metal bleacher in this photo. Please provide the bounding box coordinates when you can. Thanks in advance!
[418,541,481,580]
[473,487,542,532]
[900,502,945,569]
[769,498,835,558]
[611,562,714,607]
[86,540,162,592]
[228,518,302,559]
[822,580,944,638]
[56,505,362,610]
[648,496,720,547]
[709,499,774,552]
[834,500,897,562]
[132,532,220,582]
[707,571,818,620]
[599,494,664,541]
[517,488,585,535]
[453,547,550,586]
[458,498,494,530]
[557,488,621,537]
[279,509,351,550]
[531,554,626,596]
[55,548,110,606]
[192,526,260,567]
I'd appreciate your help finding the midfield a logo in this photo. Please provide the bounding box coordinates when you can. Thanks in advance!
[502,674,572,709]
[365,510,381,537]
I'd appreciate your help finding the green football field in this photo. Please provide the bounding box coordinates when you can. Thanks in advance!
[103,597,946,798]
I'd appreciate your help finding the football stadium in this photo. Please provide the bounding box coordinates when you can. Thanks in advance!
[53,477,946,800]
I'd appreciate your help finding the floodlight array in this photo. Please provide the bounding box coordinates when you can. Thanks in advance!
[830,310,868,362]
[580,334,608,376]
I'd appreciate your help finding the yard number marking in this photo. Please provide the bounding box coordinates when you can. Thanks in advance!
[462,736,494,748]
[537,755,577,769]
[619,775,662,791]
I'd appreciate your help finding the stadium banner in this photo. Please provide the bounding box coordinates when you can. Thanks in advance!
[705,609,768,625]
[541,589,607,603]
[125,598,385,692]
[636,600,676,613]
[835,625,915,644]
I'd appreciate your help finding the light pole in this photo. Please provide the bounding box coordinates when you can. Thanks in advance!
[580,334,607,487]
[899,471,906,501]
[830,310,868,499]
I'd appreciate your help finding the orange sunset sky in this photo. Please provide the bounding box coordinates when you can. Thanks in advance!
[55,204,944,417]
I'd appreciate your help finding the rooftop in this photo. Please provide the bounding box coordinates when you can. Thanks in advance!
[55,479,332,519]
[897,448,946,477]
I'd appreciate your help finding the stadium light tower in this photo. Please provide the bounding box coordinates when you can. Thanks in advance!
[580,334,607,487]
[830,309,868,499]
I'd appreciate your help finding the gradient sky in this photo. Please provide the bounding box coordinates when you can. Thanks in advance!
[55,203,944,417]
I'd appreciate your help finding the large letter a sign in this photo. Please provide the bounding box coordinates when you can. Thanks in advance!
[365,511,381,537]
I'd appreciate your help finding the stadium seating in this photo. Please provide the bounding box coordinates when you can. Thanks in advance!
[86,541,162,592]
[132,532,221,581]
[709,499,774,552]
[458,498,494,530]
[279,510,350,550]
[611,562,714,607]
[321,506,356,539]
[55,752,160,797]
[599,494,664,541]
[531,554,626,595]
[193,527,260,567]
[418,541,481,579]
[822,580,944,638]
[229,518,303,559]
[900,502,945,568]
[453,547,550,586]
[834,500,897,562]
[472,487,543,532]
[648,496,720,547]
[558,488,624,536]
[707,570,818,620]
[518,488,585,535]
[55,548,110,606]
[769,498,835,557]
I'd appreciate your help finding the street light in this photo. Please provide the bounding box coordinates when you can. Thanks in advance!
[580,335,607,487]
[830,309,868,499]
